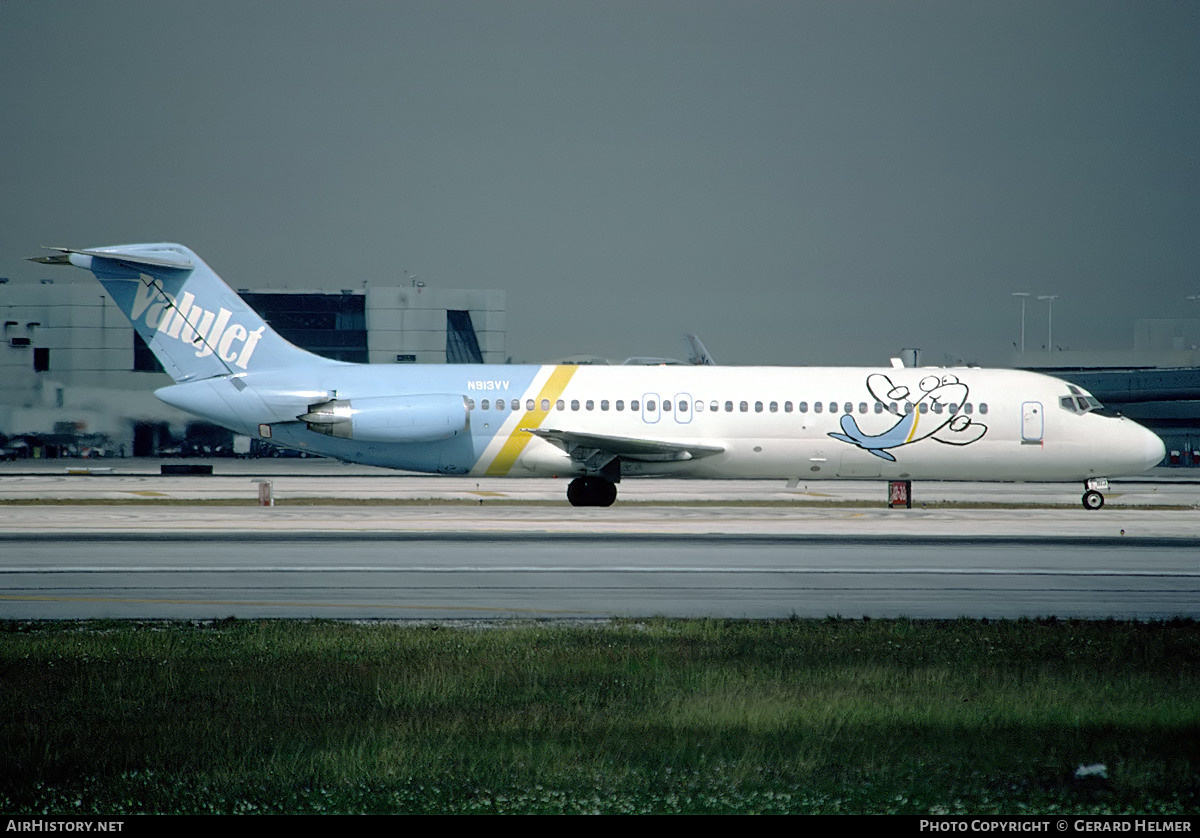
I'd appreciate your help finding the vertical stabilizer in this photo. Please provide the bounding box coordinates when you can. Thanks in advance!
[42,244,331,382]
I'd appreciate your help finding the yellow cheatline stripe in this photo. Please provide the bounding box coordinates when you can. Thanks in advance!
[905,406,921,443]
[485,365,577,476]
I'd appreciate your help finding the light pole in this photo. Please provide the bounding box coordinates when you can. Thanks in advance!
[1038,295,1058,352]
[1012,292,1030,353]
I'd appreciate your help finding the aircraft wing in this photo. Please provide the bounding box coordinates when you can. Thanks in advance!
[526,427,725,463]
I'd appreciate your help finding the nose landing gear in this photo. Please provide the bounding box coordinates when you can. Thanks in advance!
[1082,478,1109,510]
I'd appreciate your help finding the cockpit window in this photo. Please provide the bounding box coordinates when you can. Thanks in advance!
[1059,388,1104,414]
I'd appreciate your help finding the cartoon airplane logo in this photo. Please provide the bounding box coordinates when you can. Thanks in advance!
[828,373,987,461]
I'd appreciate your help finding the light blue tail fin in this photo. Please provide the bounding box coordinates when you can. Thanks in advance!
[42,243,330,382]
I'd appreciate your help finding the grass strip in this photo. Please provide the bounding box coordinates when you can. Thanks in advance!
[1,617,1197,814]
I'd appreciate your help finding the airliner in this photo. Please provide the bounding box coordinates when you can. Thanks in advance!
[34,243,1165,509]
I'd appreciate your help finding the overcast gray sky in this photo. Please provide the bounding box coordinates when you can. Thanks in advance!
[2,1,1197,365]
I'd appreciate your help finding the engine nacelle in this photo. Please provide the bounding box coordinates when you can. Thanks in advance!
[299,394,468,443]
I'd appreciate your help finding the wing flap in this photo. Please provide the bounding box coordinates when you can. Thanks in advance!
[526,427,724,463]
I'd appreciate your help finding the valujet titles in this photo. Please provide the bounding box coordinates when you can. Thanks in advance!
[131,276,264,369]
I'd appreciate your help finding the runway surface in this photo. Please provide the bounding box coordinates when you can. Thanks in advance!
[2,530,1198,621]
[2,459,1198,620]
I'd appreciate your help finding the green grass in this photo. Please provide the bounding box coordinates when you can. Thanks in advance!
[1,618,1197,814]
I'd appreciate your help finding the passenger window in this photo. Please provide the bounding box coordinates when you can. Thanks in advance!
[889,402,899,414]
[616,400,625,411]
[844,402,853,414]
[829,402,839,414]
[526,399,535,411]
[646,400,656,411]
[874,402,883,414]
[725,401,733,412]
[798,401,808,413]
[663,400,672,411]
[904,403,913,414]
[964,403,973,414]
[814,402,823,414]
[481,399,490,410]
[496,399,505,411]
[694,401,703,413]
[571,400,580,411]
[541,399,550,411]
[919,403,928,414]
[784,401,792,413]
[740,401,749,412]
[979,403,989,415]
[586,400,595,411]
[468,398,476,410]
[678,400,688,412]
[511,399,520,410]
[600,399,609,411]
[932,402,943,414]
[710,401,719,412]
[556,399,565,410]
[755,401,763,413]
[858,402,867,414]
[631,399,640,411]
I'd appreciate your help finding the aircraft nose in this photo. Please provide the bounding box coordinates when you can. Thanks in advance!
[1141,426,1166,470]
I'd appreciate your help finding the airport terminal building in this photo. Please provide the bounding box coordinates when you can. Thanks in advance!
[0,274,505,457]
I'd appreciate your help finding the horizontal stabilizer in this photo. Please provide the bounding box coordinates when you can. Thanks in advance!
[32,245,194,270]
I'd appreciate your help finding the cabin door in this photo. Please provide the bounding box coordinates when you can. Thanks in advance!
[1021,401,1043,444]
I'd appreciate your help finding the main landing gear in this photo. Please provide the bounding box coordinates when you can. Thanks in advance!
[567,476,618,507]
[1081,478,1109,510]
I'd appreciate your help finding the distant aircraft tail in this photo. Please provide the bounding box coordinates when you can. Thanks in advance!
[684,334,716,366]
[35,243,332,382]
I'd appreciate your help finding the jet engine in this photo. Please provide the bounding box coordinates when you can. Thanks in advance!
[299,394,468,443]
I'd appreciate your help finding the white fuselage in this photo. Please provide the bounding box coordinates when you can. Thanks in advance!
[158,362,1165,483]
[59,242,1164,493]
